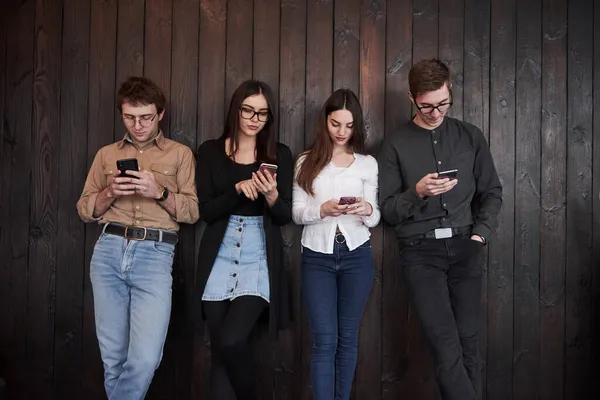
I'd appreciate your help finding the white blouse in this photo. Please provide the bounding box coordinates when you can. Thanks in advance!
[292,152,381,254]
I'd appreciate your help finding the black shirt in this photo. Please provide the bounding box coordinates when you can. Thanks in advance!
[193,138,294,337]
[227,159,263,216]
[377,117,502,240]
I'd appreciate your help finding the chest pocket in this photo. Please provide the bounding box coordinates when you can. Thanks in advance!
[104,167,116,187]
[151,164,178,192]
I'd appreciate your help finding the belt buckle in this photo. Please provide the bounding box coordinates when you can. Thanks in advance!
[124,226,147,241]
[335,233,346,244]
[434,228,452,239]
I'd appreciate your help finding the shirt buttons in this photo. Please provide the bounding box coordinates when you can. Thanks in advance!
[232,273,237,277]
[434,140,438,144]
[236,243,241,247]
[164,170,168,174]
[136,206,140,210]
[109,170,113,174]
[234,260,239,265]
[139,150,143,154]
[438,161,442,165]
[135,220,140,224]
[443,203,447,207]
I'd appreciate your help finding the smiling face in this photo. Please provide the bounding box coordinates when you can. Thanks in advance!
[327,109,354,149]
[121,102,164,144]
[238,93,269,138]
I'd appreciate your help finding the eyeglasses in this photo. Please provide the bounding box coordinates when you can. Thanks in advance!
[122,113,158,128]
[239,107,270,122]
[414,91,453,115]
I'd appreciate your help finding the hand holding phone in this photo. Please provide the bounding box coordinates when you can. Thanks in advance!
[436,169,458,180]
[416,171,458,198]
[339,196,357,205]
[116,158,140,179]
[258,162,278,178]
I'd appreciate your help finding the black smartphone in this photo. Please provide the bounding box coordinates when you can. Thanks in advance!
[116,158,139,179]
[437,169,458,180]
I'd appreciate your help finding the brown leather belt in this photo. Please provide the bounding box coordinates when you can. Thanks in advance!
[104,224,178,244]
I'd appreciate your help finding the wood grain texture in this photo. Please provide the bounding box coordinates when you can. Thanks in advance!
[514,0,541,398]
[53,0,90,398]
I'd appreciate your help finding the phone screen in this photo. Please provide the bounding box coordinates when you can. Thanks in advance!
[116,158,139,179]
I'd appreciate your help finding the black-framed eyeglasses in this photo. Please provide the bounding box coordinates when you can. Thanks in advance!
[122,113,158,128]
[239,107,270,122]
[414,91,453,115]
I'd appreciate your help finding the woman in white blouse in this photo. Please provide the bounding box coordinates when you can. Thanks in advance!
[292,89,380,400]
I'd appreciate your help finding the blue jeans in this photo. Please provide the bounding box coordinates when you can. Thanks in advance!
[301,239,374,400]
[89,229,175,400]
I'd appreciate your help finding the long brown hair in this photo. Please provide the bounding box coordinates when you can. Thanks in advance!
[222,80,277,163]
[296,89,366,196]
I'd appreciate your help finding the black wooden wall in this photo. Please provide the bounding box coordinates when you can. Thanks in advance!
[0,0,599,399]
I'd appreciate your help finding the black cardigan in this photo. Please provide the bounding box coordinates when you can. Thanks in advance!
[192,137,294,338]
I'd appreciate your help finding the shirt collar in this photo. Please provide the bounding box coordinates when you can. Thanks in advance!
[118,130,165,150]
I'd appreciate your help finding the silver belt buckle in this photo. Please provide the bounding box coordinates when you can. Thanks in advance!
[434,228,452,239]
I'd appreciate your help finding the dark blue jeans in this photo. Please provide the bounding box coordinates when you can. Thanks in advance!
[302,239,374,400]
[399,234,485,400]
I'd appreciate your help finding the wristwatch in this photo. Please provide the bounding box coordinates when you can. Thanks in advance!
[156,186,169,202]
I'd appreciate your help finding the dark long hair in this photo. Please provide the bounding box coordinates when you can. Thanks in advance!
[221,80,277,163]
[296,89,366,196]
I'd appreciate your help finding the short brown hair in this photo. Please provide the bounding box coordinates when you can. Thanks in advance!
[117,76,166,113]
[409,59,450,96]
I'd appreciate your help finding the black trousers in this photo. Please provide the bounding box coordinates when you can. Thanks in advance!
[203,296,268,400]
[399,234,485,400]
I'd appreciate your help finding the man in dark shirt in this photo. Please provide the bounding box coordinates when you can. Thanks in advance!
[378,59,502,400]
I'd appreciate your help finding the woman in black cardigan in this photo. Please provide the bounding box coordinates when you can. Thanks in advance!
[193,80,293,400]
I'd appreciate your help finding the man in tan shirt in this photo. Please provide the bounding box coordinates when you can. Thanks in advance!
[77,76,199,400]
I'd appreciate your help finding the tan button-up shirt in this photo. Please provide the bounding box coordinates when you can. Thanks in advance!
[77,132,199,231]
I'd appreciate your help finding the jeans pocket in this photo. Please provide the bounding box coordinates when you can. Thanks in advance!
[153,240,175,257]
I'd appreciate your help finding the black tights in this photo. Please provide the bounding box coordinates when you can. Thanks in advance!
[203,296,267,400]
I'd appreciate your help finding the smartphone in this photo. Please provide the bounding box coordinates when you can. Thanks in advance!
[116,158,139,179]
[437,169,458,180]
[258,162,278,177]
[339,196,357,205]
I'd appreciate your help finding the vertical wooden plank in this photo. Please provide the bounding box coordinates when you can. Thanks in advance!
[513,0,541,399]
[224,0,253,106]
[382,0,415,398]
[0,0,8,375]
[0,1,35,397]
[334,0,360,92]
[438,0,463,120]
[144,0,172,137]
[114,0,145,138]
[84,0,118,397]
[252,1,280,397]
[143,1,175,397]
[53,0,90,398]
[355,1,385,399]
[27,0,62,397]
[539,1,567,399]
[304,0,332,146]
[277,1,306,399]
[488,0,516,399]
[253,0,280,124]
[463,0,490,397]
[170,0,199,399]
[593,2,600,398]
[565,0,594,398]
[412,0,439,62]
[193,1,226,398]
[197,0,226,144]
[303,1,333,398]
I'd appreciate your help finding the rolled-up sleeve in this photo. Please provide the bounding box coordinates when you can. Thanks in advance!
[172,146,200,224]
[76,151,106,222]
